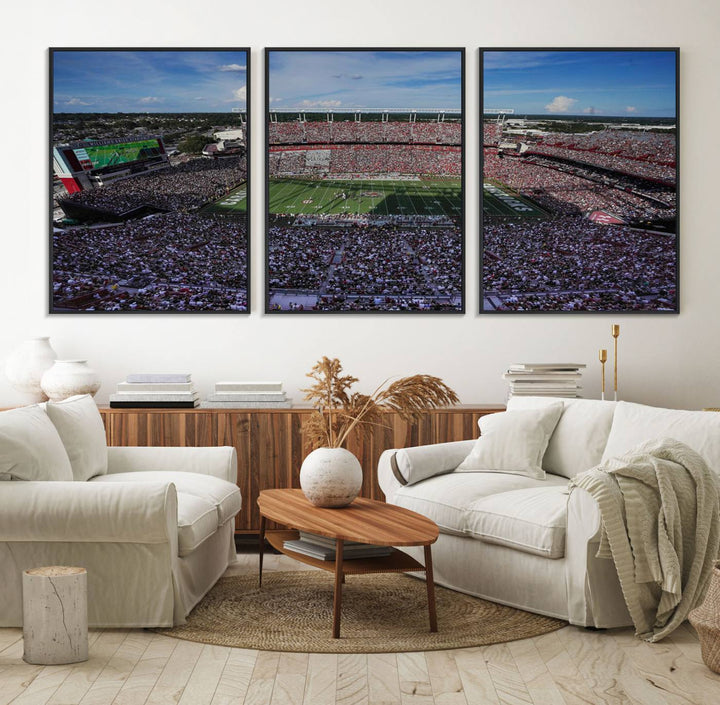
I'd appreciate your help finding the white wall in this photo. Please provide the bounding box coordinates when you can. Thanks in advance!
[1,0,718,409]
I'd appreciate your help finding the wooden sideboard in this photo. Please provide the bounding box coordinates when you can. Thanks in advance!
[99,405,504,533]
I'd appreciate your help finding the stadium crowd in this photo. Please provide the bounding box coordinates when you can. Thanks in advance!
[268,223,462,308]
[482,217,676,311]
[484,150,675,222]
[53,213,248,311]
[270,144,461,177]
[64,157,247,215]
[268,120,461,145]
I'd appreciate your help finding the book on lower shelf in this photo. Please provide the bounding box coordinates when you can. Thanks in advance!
[282,535,393,561]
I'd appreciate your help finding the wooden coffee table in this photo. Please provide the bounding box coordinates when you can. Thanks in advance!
[257,488,439,639]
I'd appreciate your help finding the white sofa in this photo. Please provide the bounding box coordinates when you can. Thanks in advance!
[0,395,241,628]
[378,397,720,628]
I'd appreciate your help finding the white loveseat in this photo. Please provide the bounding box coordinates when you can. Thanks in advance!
[378,397,720,628]
[0,395,241,628]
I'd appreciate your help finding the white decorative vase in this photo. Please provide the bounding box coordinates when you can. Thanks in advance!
[40,360,101,402]
[300,447,363,508]
[4,337,58,402]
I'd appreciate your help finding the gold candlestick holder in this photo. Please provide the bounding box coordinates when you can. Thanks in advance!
[599,349,607,401]
[611,324,620,401]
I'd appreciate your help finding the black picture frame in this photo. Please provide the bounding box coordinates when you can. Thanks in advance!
[265,47,465,314]
[50,47,250,314]
[480,48,679,314]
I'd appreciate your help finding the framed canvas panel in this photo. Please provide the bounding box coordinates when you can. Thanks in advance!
[265,48,465,313]
[50,48,250,313]
[480,48,679,313]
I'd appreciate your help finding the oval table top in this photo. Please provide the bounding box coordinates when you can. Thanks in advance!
[257,489,438,546]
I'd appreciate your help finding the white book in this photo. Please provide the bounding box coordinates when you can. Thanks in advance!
[508,363,586,371]
[126,373,192,383]
[117,382,195,393]
[200,400,293,409]
[214,381,283,392]
[110,392,199,402]
[503,372,582,381]
[207,392,287,402]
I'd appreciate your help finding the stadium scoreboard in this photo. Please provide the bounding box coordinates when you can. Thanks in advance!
[53,136,168,194]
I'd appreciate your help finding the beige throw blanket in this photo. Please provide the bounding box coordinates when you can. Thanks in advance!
[571,438,720,642]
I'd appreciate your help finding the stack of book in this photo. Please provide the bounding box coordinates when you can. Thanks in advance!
[502,363,586,399]
[200,381,292,408]
[283,531,393,561]
[109,373,199,408]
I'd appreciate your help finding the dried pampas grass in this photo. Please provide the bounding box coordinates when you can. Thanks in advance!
[302,356,458,450]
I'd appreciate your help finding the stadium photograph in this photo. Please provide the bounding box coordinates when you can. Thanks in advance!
[481,49,678,313]
[50,49,249,313]
[265,48,464,313]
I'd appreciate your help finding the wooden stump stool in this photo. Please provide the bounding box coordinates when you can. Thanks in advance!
[22,566,88,665]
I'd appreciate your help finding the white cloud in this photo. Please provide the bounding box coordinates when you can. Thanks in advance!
[269,96,283,104]
[234,86,247,101]
[626,106,637,113]
[583,106,597,114]
[298,99,342,109]
[219,63,246,72]
[139,96,161,104]
[66,97,91,106]
[545,95,577,113]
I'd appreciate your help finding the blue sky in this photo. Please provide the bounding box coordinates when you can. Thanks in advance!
[268,50,462,111]
[483,50,676,118]
[53,50,247,113]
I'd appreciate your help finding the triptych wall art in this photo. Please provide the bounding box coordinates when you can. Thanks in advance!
[49,47,678,314]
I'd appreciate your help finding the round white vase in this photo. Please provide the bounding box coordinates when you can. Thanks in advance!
[299,447,363,508]
[4,337,58,402]
[40,360,101,402]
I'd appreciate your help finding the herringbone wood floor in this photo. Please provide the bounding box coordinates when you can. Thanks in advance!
[1,553,718,704]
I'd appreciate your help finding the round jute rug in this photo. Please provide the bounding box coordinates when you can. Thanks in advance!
[155,571,566,653]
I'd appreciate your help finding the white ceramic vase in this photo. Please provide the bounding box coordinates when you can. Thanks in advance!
[299,447,363,508]
[4,337,58,402]
[40,360,101,402]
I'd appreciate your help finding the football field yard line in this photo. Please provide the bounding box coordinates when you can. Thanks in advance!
[268,178,462,217]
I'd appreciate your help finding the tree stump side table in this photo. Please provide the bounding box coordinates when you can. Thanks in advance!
[22,566,88,665]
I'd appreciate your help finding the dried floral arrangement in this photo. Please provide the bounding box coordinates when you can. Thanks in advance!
[302,356,459,449]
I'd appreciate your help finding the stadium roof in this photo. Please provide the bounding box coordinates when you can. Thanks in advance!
[269,108,461,114]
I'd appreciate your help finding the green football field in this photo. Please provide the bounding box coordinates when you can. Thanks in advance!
[268,178,461,217]
[201,183,248,214]
[483,180,547,218]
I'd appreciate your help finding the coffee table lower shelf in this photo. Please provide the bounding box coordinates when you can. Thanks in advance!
[260,529,437,638]
[265,529,425,574]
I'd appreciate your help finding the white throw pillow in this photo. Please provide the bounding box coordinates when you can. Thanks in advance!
[508,396,616,478]
[45,394,108,481]
[601,401,720,476]
[0,405,73,481]
[456,404,564,479]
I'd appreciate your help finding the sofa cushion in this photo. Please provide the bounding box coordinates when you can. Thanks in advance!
[456,404,563,479]
[601,402,720,475]
[392,440,476,486]
[0,405,73,481]
[45,394,108,481]
[508,396,616,478]
[91,471,241,525]
[393,471,568,536]
[466,486,570,558]
[176,492,220,556]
